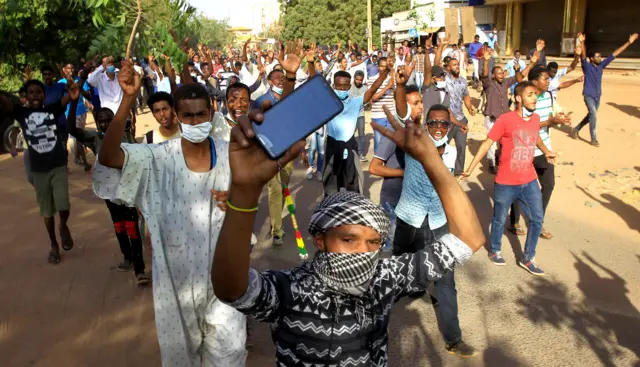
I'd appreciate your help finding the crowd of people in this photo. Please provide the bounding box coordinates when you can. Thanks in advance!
[2,23,638,366]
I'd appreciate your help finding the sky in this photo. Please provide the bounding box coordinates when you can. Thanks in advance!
[188,0,279,27]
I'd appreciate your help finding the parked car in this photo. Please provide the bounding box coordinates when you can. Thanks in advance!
[0,91,21,153]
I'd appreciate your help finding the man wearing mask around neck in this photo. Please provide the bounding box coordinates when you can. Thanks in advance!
[420,38,468,142]
[510,66,571,241]
[480,48,533,174]
[212,102,485,366]
[319,63,389,196]
[460,81,557,276]
[93,60,247,366]
[87,55,124,114]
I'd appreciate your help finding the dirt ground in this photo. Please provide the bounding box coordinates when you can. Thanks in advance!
[0,70,639,367]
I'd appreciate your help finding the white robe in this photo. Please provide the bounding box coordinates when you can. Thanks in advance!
[92,138,246,367]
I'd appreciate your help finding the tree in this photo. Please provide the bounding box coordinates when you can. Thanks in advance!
[0,0,96,91]
[259,19,284,39]
[278,0,409,48]
[72,0,198,65]
[192,15,235,49]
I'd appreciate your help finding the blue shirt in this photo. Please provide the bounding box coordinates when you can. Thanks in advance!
[326,96,364,142]
[252,89,280,109]
[58,77,90,116]
[366,61,379,77]
[394,155,447,230]
[468,42,482,60]
[582,55,614,99]
[487,34,497,49]
[44,83,68,130]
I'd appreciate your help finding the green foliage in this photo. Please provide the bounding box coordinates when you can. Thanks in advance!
[0,0,96,90]
[191,15,235,49]
[278,0,410,48]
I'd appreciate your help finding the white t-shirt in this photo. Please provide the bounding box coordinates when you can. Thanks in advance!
[548,67,568,97]
[92,139,246,366]
[211,112,234,142]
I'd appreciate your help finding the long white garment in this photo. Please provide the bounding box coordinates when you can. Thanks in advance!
[92,139,246,367]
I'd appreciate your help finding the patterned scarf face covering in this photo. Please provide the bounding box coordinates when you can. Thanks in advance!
[309,192,390,294]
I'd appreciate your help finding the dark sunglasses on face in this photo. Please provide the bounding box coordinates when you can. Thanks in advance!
[426,119,451,129]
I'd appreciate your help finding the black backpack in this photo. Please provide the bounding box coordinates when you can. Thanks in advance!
[145,130,154,144]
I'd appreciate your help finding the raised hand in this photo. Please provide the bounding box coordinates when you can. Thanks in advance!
[281,53,302,75]
[395,60,416,85]
[574,44,582,56]
[530,50,540,65]
[22,65,32,81]
[577,32,586,43]
[630,33,639,44]
[117,60,141,97]
[440,34,451,47]
[372,105,432,161]
[228,103,305,191]
[483,48,493,60]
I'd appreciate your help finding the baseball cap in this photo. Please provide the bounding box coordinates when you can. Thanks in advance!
[432,65,446,77]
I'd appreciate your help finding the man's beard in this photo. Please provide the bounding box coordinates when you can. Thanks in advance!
[451,70,459,77]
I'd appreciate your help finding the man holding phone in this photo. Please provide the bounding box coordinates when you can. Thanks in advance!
[320,64,391,196]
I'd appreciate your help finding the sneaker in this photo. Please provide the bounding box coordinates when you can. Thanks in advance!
[118,259,133,272]
[316,171,323,182]
[306,168,313,180]
[591,140,600,147]
[488,251,506,266]
[272,235,284,247]
[569,128,579,140]
[519,259,545,276]
[136,272,151,285]
[359,154,368,162]
[446,341,478,358]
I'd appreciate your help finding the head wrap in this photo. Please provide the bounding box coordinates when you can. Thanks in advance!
[308,191,390,240]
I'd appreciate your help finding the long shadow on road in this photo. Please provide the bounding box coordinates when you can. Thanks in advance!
[516,251,640,367]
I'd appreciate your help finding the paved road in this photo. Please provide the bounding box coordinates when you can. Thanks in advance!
[1,73,639,366]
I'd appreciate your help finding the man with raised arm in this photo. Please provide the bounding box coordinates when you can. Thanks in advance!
[571,32,638,147]
[212,102,484,366]
[92,60,246,366]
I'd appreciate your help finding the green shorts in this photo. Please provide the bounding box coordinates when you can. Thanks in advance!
[32,166,70,217]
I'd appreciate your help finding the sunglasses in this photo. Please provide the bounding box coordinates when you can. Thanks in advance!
[426,119,451,129]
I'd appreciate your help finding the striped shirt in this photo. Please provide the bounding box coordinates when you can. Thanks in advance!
[415,54,426,73]
[368,74,396,119]
[534,91,554,157]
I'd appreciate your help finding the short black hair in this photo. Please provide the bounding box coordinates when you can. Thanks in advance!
[483,42,489,46]
[267,69,284,81]
[173,83,211,112]
[354,70,365,79]
[528,66,549,81]
[24,79,46,93]
[200,62,209,68]
[546,62,559,70]
[188,61,195,67]
[333,70,352,83]
[234,61,243,68]
[426,104,450,120]
[405,85,420,95]
[147,91,173,110]
[95,107,115,118]
[40,65,54,74]
[475,34,480,38]
[491,66,502,74]
[225,82,250,101]
[514,81,535,98]
[378,56,387,62]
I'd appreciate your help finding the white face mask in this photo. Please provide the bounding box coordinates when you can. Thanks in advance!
[179,121,212,143]
[430,134,447,147]
[522,106,535,118]
[271,85,283,95]
[435,80,446,89]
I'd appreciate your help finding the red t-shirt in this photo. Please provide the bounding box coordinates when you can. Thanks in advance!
[487,111,540,185]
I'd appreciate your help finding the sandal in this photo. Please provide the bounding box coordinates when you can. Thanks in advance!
[539,227,554,240]
[60,225,74,251]
[47,250,61,265]
[136,272,151,285]
[508,224,526,236]
[118,260,132,272]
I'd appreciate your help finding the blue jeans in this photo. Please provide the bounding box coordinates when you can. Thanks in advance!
[490,180,543,262]
[577,95,600,141]
[371,117,391,152]
[415,72,424,91]
[381,200,397,249]
[307,130,325,172]
[435,270,461,345]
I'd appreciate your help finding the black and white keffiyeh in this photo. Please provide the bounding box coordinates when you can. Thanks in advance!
[313,251,380,289]
[308,191,390,240]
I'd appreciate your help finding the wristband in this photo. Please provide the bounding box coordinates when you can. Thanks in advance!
[226,199,258,213]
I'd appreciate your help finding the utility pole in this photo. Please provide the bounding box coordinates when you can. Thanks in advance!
[367,0,373,52]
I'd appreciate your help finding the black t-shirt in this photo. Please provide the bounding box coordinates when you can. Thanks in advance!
[15,102,68,172]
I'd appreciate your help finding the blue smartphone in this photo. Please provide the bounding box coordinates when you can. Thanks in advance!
[253,74,344,160]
